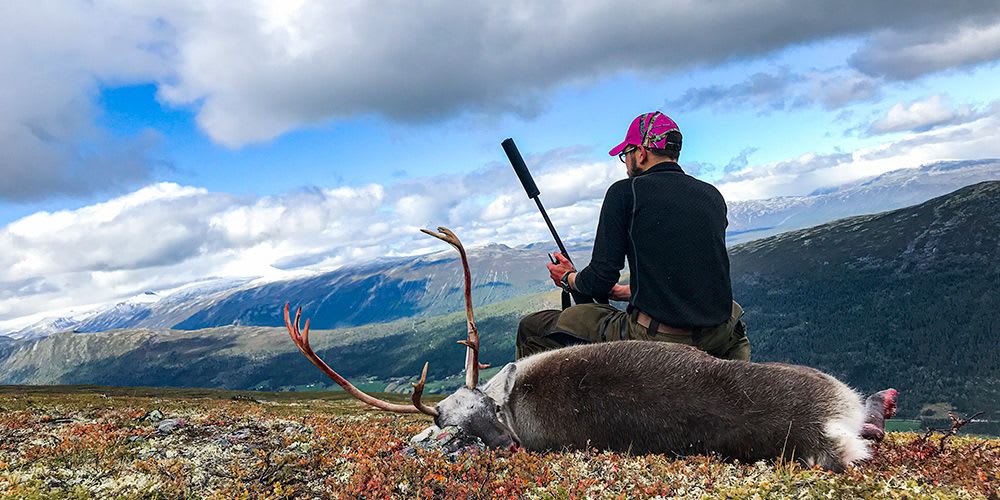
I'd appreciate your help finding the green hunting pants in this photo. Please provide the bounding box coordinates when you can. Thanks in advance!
[515,301,751,361]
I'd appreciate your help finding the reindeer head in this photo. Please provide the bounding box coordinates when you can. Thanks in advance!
[433,362,521,449]
[284,227,520,449]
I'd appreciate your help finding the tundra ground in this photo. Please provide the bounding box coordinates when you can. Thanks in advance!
[0,385,996,499]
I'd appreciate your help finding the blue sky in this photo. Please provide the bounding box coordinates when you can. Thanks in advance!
[10,30,994,220]
[2,1,1000,323]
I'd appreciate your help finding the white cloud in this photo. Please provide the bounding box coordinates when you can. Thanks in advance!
[395,195,444,226]
[717,101,1000,201]
[481,195,516,221]
[868,95,974,135]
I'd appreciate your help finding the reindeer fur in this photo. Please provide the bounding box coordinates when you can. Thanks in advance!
[474,340,869,471]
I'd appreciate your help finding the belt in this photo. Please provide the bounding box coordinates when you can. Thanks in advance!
[631,308,693,335]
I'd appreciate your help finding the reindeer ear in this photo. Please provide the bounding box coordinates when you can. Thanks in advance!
[482,363,517,406]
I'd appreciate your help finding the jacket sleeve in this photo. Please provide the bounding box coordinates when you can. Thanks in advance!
[574,180,630,298]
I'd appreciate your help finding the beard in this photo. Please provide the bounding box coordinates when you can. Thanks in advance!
[626,157,642,177]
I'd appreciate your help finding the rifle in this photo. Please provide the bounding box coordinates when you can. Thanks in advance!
[501,138,608,309]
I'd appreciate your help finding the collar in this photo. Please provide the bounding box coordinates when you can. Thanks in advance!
[637,161,684,176]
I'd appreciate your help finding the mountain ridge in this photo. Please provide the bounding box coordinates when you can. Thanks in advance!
[3,159,998,339]
[1,182,997,425]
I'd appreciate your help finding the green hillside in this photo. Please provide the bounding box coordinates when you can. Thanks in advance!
[730,181,1000,422]
[0,290,555,393]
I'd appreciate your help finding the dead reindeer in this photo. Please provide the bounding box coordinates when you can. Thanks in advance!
[284,227,897,471]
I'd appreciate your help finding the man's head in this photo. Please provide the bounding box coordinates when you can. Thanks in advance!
[609,111,682,176]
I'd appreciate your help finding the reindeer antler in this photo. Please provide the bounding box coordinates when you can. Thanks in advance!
[410,362,438,416]
[421,226,486,389]
[284,302,438,417]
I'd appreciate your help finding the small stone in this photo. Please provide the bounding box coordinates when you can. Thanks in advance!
[228,428,251,440]
[141,409,163,422]
[404,425,486,455]
[285,441,311,453]
[157,419,181,434]
[410,425,439,444]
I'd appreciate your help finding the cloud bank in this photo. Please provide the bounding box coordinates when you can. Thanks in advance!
[0,2,170,202]
[6,99,1000,322]
[0,150,625,321]
[3,1,1000,201]
[154,1,1000,146]
[851,21,1000,80]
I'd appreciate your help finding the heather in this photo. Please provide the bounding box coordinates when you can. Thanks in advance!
[1,386,996,499]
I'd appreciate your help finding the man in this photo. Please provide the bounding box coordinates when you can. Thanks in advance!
[516,111,750,361]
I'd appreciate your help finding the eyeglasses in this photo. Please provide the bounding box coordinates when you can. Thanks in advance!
[618,145,638,163]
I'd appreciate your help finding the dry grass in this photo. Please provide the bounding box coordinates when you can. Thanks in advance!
[0,386,997,499]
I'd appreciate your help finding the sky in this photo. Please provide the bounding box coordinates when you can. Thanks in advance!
[2,1,1000,324]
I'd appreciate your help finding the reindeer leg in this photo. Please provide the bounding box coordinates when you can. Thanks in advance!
[860,388,898,441]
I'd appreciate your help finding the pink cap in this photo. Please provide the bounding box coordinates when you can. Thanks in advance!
[608,111,681,156]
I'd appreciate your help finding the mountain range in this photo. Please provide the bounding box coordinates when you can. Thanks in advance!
[724,158,1000,242]
[1,181,997,427]
[4,159,998,340]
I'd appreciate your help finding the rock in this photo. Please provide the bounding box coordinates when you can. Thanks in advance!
[227,428,251,441]
[157,419,183,434]
[140,409,163,422]
[285,441,311,453]
[404,425,486,456]
[410,425,438,443]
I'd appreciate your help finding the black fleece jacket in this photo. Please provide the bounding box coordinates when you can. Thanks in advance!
[574,161,733,328]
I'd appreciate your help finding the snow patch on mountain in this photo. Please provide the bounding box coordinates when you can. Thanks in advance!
[2,278,254,339]
[3,159,996,338]
[726,159,1000,243]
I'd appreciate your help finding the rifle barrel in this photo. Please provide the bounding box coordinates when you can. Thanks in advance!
[534,197,572,264]
[502,136,606,305]
[502,138,540,199]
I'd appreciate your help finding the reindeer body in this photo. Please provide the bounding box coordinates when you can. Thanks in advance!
[472,341,869,471]
[285,227,886,473]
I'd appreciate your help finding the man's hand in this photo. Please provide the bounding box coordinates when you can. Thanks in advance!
[547,252,575,288]
[609,284,631,301]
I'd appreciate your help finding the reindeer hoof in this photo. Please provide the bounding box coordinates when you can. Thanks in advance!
[861,423,885,441]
